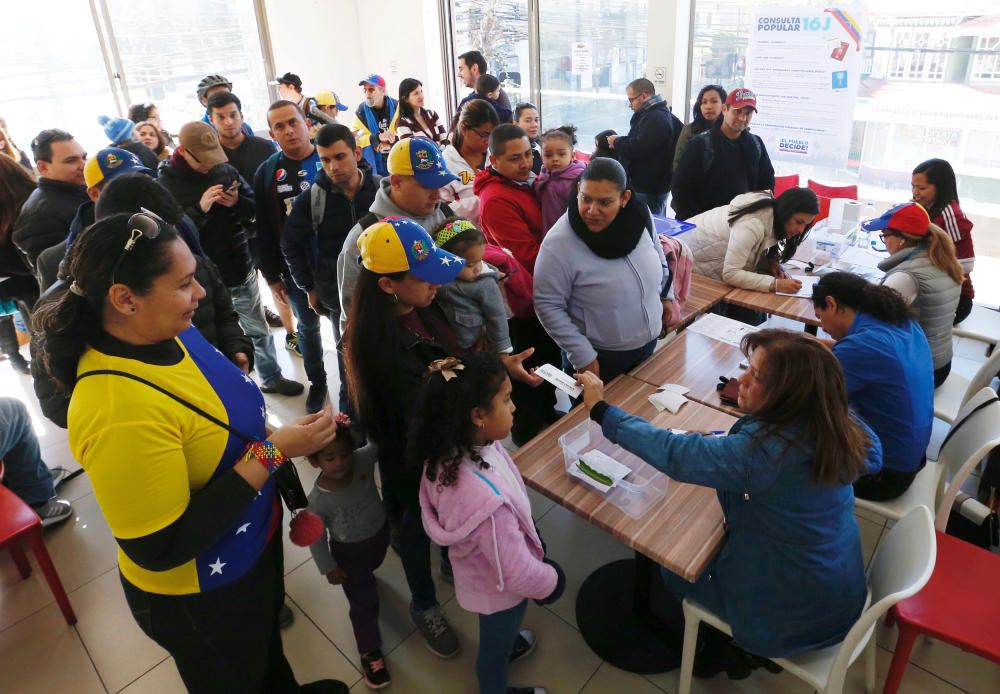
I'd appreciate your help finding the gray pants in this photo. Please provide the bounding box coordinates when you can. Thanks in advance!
[229,273,282,386]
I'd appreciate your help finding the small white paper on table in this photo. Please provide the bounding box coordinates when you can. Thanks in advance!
[687,313,756,348]
[658,383,690,395]
[837,246,885,269]
[648,390,688,413]
[534,363,582,398]
[775,275,820,298]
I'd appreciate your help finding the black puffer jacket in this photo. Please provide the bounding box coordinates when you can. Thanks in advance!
[30,254,252,429]
[614,96,681,196]
[157,153,255,287]
[12,178,89,266]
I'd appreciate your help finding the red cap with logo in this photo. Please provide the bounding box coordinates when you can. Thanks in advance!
[726,88,758,112]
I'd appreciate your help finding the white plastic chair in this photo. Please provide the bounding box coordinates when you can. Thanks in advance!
[933,346,1000,423]
[856,388,1000,523]
[677,505,936,694]
[953,304,1000,347]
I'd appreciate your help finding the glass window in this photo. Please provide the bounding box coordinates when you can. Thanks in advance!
[1,1,115,156]
[451,0,532,105]
[105,0,271,137]
[971,37,1000,81]
[538,0,648,149]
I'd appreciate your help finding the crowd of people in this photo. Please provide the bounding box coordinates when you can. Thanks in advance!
[0,45,980,694]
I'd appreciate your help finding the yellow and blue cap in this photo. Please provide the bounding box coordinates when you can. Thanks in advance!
[358,216,464,284]
[84,147,152,188]
[387,137,459,189]
[315,90,349,111]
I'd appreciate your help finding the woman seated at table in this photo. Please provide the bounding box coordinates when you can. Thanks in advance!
[684,188,819,294]
[577,329,881,677]
[863,202,963,388]
[533,158,673,382]
[812,272,934,502]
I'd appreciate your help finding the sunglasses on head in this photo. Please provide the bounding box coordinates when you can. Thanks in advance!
[110,208,163,285]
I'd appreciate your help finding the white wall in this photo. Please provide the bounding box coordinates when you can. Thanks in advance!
[263,0,447,123]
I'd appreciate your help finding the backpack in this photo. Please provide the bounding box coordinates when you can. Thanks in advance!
[307,174,384,234]
[701,130,764,177]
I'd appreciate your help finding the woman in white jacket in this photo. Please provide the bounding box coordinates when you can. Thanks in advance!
[685,188,819,293]
[439,100,499,223]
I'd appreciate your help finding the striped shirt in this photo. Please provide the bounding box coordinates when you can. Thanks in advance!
[394,108,449,146]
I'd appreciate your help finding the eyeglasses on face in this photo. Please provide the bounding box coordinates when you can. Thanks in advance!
[110,208,164,285]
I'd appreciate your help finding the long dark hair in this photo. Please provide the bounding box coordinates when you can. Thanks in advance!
[32,214,179,391]
[692,84,727,130]
[450,99,499,150]
[408,352,508,488]
[728,188,819,262]
[398,78,423,120]
[912,158,959,220]
[343,267,408,447]
[740,329,870,485]
[812,272,912,326]
[0,154,36,243]
[127,102,156,125]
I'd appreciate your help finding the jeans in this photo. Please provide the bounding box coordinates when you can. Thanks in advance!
[954,295,973,325]
[315,289,352,414]
[229,273,283,386]
[633,191,668,216]
[561,338,658,384]
[121,536,298,694]
[477,599,528,694]
[0,398,54,507]
[854,463,922,502]
[330,522,390,654]
[394,506,438,611]
[284,276,326,387]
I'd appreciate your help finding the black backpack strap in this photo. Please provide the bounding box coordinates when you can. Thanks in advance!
[939,392,1000,453]
[440,202,455,219]
[77,370,254,443]
[357,212,379,230]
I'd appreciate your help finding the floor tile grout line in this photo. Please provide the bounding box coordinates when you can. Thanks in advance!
[72,621,110,694]
[575,659,606,693]
[112,655,172,694]
[0,561,119,636]
[283,593,365,686]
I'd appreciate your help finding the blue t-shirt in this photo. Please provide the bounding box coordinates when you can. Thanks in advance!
[833,312,934,473]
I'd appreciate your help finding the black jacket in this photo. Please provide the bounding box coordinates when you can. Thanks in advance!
[614,97,680,196]
[117,140,161,173]
[12,178,89,266]
[281,161,379,307]
[670,121,775,220]
[157,156,255,287]
[30,256,252,429]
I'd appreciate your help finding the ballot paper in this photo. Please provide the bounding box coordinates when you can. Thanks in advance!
[687,313,757,348]
[659,383,690,395]
[775,275,821,298]
[535,364,582,398]
[837,246,886,270]
[569,449,632,492]
[649,390,688,413]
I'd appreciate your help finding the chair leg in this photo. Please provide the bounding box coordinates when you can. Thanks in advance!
[883,623,919,694]
[24,527,76,626]
[8,540,32,579]
[864,637,877,694]
[678,603,700,694]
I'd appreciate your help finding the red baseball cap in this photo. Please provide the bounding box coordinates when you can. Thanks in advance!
[726,88,758,112]
[861,203,931,237]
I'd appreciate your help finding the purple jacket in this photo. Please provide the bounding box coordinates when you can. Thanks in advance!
[533,159,587,233]
[419,441,557,614]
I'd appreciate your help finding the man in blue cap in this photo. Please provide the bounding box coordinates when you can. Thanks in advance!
[352,74,397,176]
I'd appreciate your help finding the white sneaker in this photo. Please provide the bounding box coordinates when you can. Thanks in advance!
[35,499,73,527]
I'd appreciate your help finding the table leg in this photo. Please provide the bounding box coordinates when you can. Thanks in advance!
[574,552,684,674]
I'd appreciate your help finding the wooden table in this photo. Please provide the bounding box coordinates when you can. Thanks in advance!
[515,375,734,673]
[515,374,733,582]
[722,285,822,327]
[631,330,746,417]
[674,274,731,330]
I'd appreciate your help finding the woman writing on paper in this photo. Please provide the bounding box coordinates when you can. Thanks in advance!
[684,188,818,293]
[577,329,881,678]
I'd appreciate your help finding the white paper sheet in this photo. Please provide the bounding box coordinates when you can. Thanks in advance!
[534,364,582,398]
[687,313,757,348]
[775,275,821,298]
[648,390,688,413]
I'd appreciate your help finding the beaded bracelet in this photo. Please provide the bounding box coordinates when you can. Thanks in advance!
[244,439,289,474]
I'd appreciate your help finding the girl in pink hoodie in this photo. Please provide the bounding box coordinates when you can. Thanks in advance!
[533,125,587,233]
[412,353,565,694]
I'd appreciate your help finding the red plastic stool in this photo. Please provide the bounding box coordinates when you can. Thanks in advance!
[883,531,1000,693]
[0,461,77,625]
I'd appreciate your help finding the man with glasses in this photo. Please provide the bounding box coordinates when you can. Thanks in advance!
[351,74,397,176]
[12,129,89,267]
[605,78,681,216]
[671,87,775,220]
[159,121,303,398]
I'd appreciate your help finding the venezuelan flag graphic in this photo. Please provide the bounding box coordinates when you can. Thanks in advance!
[825,8,862,51]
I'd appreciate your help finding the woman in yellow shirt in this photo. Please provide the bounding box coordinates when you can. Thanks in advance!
[33,212,346,694]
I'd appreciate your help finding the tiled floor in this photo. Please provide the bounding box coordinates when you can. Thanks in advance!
[2,315,1000,693]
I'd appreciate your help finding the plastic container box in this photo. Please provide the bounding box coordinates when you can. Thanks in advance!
[558,420,669,519]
